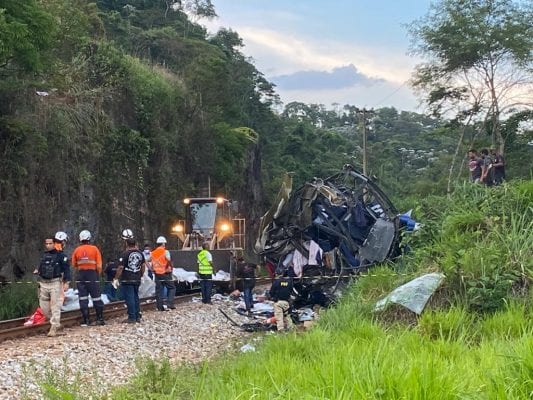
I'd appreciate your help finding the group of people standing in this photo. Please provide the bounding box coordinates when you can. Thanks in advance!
[35,229,217,336]
[35,227,297,336]
[468,147,506,186]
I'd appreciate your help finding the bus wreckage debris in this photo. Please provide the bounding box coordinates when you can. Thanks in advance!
[255,164,418,304]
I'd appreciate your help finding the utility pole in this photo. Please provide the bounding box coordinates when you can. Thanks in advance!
[361,108,368,176]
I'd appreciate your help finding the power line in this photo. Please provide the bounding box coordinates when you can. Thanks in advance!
[372,80,408,108]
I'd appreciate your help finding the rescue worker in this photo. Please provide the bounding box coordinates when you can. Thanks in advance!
[53,231,70,305]
[151,236,176,311]
[197,242,214,304]
[54,231,68,252]
[35,237,71,337]
[103,258,119,302]
[269,270,294,331]
[143,243,153,280]
[236,257,256,315]
[115,229,145,323]
[71,230,105,326]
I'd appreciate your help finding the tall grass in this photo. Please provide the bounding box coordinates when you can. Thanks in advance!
[108,304,533,399]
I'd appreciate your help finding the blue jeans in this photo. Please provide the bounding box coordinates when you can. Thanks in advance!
[121,284,140,321]
[103,282,118,302]
[155,273,176,310]
[199,274,213,304]
[243,286,254,311]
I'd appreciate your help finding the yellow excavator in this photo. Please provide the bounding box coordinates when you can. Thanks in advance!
[169,197,245,286]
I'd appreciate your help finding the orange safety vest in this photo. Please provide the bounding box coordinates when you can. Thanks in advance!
[72,244,102,273]
[151,247,170,275]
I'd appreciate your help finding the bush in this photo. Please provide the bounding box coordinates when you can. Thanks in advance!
[0,280,39,320]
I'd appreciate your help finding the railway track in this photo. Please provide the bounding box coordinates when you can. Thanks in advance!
[0,292,198,342]
[0,278,273,343]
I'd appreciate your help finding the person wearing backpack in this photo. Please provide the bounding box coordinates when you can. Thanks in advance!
[150,236,176,311]
[34,237,71,337]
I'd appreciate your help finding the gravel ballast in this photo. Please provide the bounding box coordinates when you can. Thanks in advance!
[0,299,256,399]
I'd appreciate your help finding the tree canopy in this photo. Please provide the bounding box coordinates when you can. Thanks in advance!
[409,0,533,154]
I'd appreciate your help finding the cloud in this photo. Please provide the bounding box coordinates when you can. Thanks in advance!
[201,15,423,111]
[271,64,384,91]
[275,81,423,111]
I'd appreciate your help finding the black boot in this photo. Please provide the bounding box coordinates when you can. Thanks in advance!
[95,305,105,326]
[80,308,91,327]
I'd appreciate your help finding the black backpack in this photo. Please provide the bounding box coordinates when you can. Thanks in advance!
[38,252,62,279]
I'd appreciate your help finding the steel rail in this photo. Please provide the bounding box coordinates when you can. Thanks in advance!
[0,278,273,342]
[0,293,197,343]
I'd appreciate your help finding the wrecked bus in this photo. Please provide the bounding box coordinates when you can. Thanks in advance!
[255,164,410,304]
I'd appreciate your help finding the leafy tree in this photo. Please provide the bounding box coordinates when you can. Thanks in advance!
[409,0,533,155]
[0,0,55,72]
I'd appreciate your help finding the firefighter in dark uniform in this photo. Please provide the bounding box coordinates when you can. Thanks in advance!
[71,230,105,326]
[269,270,294,331]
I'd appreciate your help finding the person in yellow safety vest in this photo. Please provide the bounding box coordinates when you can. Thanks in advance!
[197,242,214,304]
[150,236,176,311]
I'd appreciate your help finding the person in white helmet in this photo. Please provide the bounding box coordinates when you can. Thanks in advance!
[150,236,175,311]
[71,230,105,326]
[115,230,145,323]
[53,231,68,252]
[53,231,70,305]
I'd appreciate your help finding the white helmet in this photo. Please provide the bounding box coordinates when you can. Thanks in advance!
[79,230,91,241]
[121,228,134,240]
[156,236,167,244]
[55,231,68,242]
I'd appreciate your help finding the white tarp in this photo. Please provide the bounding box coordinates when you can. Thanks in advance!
[172,267,198,283]
[374,273,445,315]
[213,270,231,281]
[61,288,112,312]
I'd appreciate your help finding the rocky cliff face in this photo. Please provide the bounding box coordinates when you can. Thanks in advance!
[0,118,265,282]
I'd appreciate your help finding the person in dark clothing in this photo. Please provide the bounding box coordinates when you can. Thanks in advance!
[269,273,294,331]
[480,148,493,186]
[490,147,505,185]
[103,258,119,302]
[34,237,71,337]
[115,233,145,323]
[237,258,256,315]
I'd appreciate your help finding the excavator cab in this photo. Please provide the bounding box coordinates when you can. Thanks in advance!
[172,197,245,251]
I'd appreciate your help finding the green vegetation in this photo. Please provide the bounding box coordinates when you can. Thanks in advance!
[36,181,532,399]
[0,0,530,396]
[0,282,38,321]
[0,0,531,286]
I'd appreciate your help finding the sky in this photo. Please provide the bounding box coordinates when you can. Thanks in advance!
[201,0,434,112]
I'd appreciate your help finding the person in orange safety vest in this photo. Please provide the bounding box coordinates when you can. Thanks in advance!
[71,230,104,326]
[150,236,176,311]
